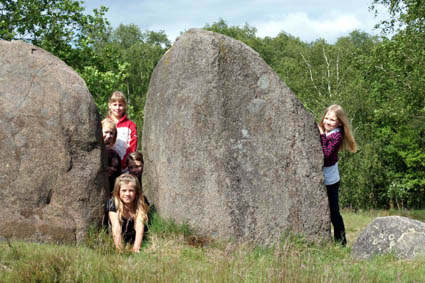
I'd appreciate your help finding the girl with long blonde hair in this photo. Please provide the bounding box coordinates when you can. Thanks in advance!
[318,104,357,246]
[106,173,148,253]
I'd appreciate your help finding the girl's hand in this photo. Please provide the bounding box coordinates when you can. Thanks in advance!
[317,124,324,134]
[132,246,140,253]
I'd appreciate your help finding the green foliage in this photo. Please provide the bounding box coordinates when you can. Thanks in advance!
[1,0,86,44]
[355,0,425,208]
[80,62,129,117]
[0,0,110,68]
[371,0,425,34]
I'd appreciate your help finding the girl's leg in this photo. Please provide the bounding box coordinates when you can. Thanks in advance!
[326,182,346,245]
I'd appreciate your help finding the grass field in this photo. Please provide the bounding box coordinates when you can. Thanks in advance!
[1,210,424,282]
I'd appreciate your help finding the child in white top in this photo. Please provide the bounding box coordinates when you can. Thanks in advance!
[107,91,138,171]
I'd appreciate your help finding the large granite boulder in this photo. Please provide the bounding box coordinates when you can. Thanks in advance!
[0,40,107,243]
[142,29,329,245]
[352,216,425,259]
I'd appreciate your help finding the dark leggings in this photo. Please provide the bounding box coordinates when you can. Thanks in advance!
[326,181,346,245]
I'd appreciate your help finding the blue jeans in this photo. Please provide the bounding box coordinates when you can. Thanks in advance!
[326,182,346,245]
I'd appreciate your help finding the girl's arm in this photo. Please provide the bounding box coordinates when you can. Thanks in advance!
[320,132,343,158]
[109,211,123,251]
[132,213,145,253]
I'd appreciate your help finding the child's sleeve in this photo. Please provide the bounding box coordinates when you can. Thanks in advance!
[122,121,138,168]
[320,132,342,158]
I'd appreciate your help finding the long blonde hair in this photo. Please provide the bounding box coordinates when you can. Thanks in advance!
[112,174,148,224]
[319,104,358,153]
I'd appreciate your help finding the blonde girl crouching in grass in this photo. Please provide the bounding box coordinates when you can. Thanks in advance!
[106,174,149,253]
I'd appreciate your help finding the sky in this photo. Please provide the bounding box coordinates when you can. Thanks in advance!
[82,0,389,44]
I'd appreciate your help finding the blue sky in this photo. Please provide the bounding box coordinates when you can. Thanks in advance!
[82,0,389,43]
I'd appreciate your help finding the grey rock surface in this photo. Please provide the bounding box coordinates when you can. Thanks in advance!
[352,216,425,259]
[142,29,330,245]
[0,40,108,243]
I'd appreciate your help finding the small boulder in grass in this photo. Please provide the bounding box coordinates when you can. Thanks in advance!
[351,216,425,259]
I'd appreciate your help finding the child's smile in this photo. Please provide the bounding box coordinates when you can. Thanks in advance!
[120,184,136,204]
[109,101,126,119]
[323,111,341,133]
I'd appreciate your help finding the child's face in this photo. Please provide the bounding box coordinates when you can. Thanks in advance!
[109,101,126,119]
[323,111,341,133]
[128,160,143,177]
[108,158,119,177]
[119,183,136,204]
[103,127,115,146]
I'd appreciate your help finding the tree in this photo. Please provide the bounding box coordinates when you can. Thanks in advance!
[360,0,425,207]
[0,0,110,69]
[371,0,425,33]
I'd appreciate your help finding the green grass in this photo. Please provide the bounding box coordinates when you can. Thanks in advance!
[1,210,424,282]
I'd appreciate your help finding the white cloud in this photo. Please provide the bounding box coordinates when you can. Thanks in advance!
[255,13,365,43]
[82,0,388,44]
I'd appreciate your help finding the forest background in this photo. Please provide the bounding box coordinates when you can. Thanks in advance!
[1,0,424,209]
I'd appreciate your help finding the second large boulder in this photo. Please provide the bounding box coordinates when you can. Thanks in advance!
[142,29,329,245]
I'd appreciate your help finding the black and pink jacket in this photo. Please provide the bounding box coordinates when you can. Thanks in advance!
[320,128,342,167]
